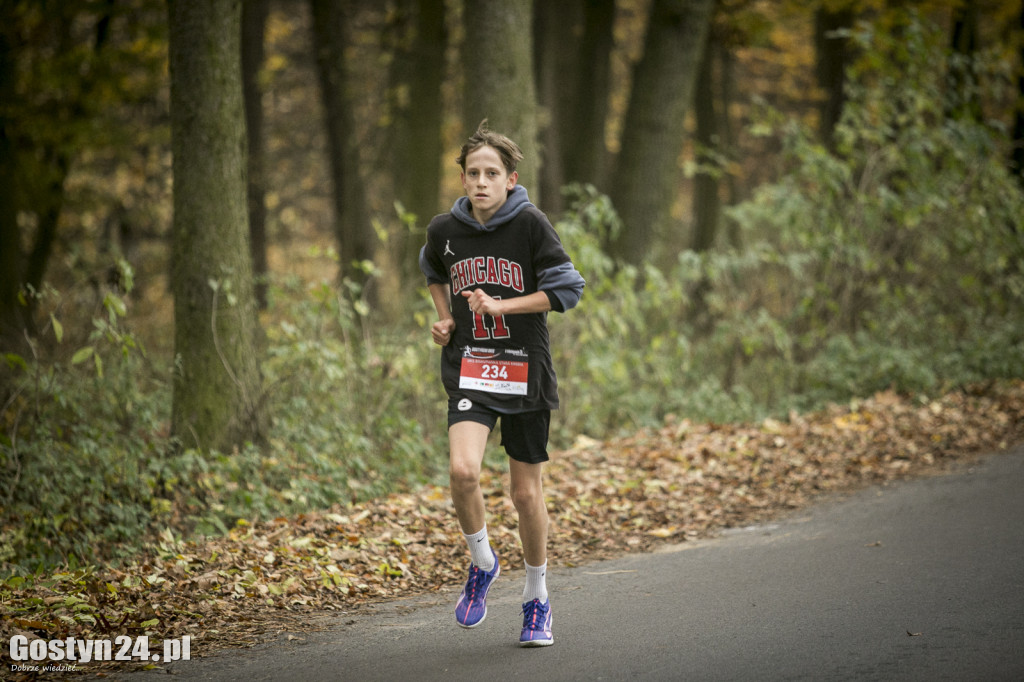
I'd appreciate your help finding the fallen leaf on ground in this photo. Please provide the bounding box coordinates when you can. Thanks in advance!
[1,381,1022,675]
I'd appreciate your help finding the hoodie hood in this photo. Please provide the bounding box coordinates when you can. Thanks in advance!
[451,184,534,231]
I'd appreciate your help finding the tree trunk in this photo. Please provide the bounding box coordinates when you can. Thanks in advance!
[714,27,744,249]
[23,152,66,301]
[692,30,720,253]
[168,0,266,453]
[608,0,715,265]
[533,0,613,210]
[814,4,853,150]
[386,0,445,276]
[462,0,540,202]
[0,7,74,345]
[949,0,980,121]
[242,0,270,310]
[533,0,578,214]
[562,0,615,189]
[1013,2,1024,188]
[0,22,26,348]
[310,0,375,284]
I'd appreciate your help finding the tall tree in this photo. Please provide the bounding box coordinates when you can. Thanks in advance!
[0,1,166,348]
[0,17,26,347]
[533,0,576,213]
[242,0,270,310]
[168,0,266,452]
[534,0,615,212]
[1013,2,1024,188]
[814,2,854,149]
[310,0,375,284]
[564,0,615,189]
[948,0,981,122]
[0,3,89,345]
[385,0,446,277]
[692,30,721,253]
[712,2,746,249]
[462,0,540,201]
[608,0,715,265]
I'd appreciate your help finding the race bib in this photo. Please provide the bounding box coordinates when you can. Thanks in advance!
[459,347,529,395]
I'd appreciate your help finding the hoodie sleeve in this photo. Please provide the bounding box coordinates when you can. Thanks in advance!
[419,243,448,286]
[538,261,585,312]
[529,210,585,312]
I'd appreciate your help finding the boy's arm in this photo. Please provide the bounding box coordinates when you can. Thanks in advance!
[428,283,456,346]
[462,289,551,317]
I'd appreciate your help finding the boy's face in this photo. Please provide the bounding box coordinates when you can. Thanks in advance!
[461,145,518,225]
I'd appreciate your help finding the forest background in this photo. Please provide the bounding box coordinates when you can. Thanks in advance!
[1,0,1023,580]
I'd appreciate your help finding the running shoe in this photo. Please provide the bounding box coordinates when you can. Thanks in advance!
[519,598,553,646]
[455,548,499,628]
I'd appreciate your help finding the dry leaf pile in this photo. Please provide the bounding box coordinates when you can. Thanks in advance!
[2,381,1022,676]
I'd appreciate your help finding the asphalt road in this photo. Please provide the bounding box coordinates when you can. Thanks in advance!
[120,446,1024,682]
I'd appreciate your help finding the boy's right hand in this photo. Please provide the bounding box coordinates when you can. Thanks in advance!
[431,318,455,346]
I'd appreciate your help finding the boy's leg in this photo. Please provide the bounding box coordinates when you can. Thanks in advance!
[508,458,548,567]
[503,411,555,646]
[449,419,500,628]
[502,410,550,569]
[510,459,554,646]
[448,420,491,538]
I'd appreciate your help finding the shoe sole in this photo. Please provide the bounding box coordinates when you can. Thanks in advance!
[519,637,553,647]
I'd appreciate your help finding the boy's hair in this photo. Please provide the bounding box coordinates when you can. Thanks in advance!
[456,119,523,173]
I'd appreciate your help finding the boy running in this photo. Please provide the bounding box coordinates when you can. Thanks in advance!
[419,120,584,647]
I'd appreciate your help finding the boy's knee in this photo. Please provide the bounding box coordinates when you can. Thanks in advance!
[449,461,480,492]
[511,483,543,512]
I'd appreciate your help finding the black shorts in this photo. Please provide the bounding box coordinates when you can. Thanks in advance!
[447,395,550,464]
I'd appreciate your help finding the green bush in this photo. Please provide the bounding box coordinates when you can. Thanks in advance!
[1,278,169,572]
[257,273,448,507]
[724,14,1024,406]
[549,13,1023,436]
[0,267,450,574]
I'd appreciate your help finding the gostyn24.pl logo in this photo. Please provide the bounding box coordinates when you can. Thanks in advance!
[8,634,191,668]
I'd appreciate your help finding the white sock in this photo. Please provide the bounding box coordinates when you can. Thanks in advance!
[523,561,548,603]
[464,527,495,571]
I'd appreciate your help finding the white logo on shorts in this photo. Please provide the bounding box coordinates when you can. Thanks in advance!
[458,398,472,411]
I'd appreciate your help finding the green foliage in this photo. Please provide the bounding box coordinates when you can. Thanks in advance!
[0,266,449,575]
[552,167,1020,434]
[3,0,171,245]
[547,13,1024,436]
[551,185,766,439]
[256,272,448,506]
[1,275,167,572]
[722,13,1024,406]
